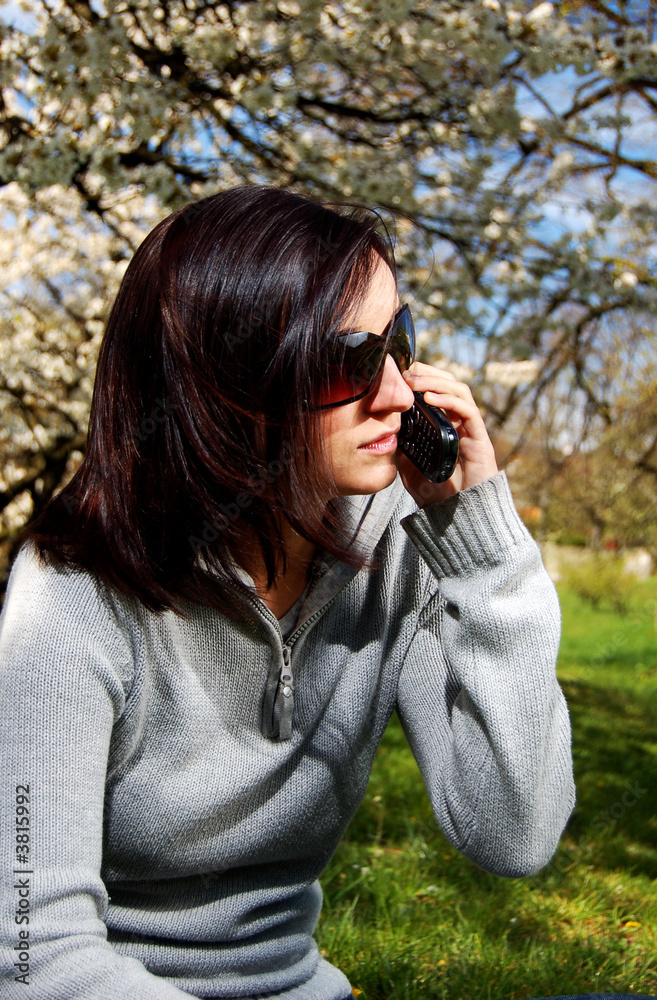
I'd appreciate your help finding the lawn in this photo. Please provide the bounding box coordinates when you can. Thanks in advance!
[316,581,657,999]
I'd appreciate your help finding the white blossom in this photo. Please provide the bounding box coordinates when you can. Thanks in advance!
[484,221,503,240]
[526,3,554,25]
[0,0,655,572]
[485,360,540,387]
[614,271,639,289]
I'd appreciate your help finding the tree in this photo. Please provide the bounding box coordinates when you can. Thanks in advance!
[488,302,657,557]
[0,180,165,581]
[1,0,656,591]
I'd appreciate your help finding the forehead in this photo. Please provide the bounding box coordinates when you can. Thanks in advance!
[346,258,399,335]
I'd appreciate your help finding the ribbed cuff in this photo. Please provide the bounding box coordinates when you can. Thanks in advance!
[400,472,532,578]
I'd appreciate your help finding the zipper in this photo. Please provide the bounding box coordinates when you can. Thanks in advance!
[262,588,345,741]
[246,568,349,741]
[285,589,341,649]
[271,644,294,741]
[267,590,346,740]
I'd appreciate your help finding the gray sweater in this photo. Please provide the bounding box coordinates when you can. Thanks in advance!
[0,472,575,1000]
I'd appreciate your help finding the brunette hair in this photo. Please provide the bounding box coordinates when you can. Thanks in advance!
[20,185,397,618]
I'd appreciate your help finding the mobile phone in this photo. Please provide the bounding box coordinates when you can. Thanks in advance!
[399,392,459,483]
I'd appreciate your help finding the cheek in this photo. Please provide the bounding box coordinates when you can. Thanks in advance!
[317,375,360,408]
[319,413,355,467]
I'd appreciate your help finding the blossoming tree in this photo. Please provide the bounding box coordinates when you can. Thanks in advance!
[1,0,656,587]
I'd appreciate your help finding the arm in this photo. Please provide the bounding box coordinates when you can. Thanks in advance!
[394,362,575,876]
[0,544,196,1000]
[398,472,575,877]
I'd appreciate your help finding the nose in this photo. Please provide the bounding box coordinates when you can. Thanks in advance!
[366,354,415,413]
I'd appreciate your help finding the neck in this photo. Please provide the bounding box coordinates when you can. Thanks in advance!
[246,518,318,621]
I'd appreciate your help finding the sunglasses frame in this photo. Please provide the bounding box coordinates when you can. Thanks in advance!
[313,303,416,411]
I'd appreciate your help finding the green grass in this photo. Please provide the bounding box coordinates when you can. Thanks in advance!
[316,581,657,999]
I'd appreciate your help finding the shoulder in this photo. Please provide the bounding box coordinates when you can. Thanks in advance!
[1,540,137,696]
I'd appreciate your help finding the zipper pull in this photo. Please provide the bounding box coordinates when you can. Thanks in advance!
[272,644,294,741]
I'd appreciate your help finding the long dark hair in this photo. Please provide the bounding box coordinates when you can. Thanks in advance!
[20,186,397,618]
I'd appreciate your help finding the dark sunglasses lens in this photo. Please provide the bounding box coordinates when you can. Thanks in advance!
[318,306,415,408]
[390,308,414,372]
[321,337,386,407]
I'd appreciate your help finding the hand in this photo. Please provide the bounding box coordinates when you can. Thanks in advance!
[396,362,499,507]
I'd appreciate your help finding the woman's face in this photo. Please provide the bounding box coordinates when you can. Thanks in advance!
[319,258,415,497]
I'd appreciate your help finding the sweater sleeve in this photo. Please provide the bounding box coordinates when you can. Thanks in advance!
[397,471,576,877]
[0,544,197,999]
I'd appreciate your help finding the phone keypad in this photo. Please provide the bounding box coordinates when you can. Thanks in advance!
[401,410,439,460]
[399,394,459,483]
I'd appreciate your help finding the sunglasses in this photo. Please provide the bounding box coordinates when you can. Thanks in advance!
[314,304,416,410]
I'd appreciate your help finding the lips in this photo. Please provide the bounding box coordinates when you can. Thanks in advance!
[362,427,400,446]
[365,432,396,445]
[358,428,400,452]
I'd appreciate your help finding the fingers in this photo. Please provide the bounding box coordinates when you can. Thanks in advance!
[404,363,471,400]
[418,391,482,432]
[402,368,485,436]
[407,361,458,382]
[401,362,499,493]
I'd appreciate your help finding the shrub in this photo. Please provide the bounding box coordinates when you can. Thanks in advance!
[563,555,640,615]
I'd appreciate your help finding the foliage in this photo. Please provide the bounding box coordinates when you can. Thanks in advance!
[317,581,657,999]
[498,312,657,556]
[0,182,166,583]
[562,553,640,614]
[1,0,657,590]
[543,441,657,558]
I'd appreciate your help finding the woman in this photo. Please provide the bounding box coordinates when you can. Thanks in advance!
[0,186,575,999]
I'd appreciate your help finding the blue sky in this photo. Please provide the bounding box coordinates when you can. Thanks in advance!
[0,1,37,31]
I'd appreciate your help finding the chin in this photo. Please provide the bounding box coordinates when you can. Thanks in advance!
[336,461,399,496]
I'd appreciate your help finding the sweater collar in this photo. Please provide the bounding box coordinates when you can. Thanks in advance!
[195,475,408,632]
[290,474,407,632]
